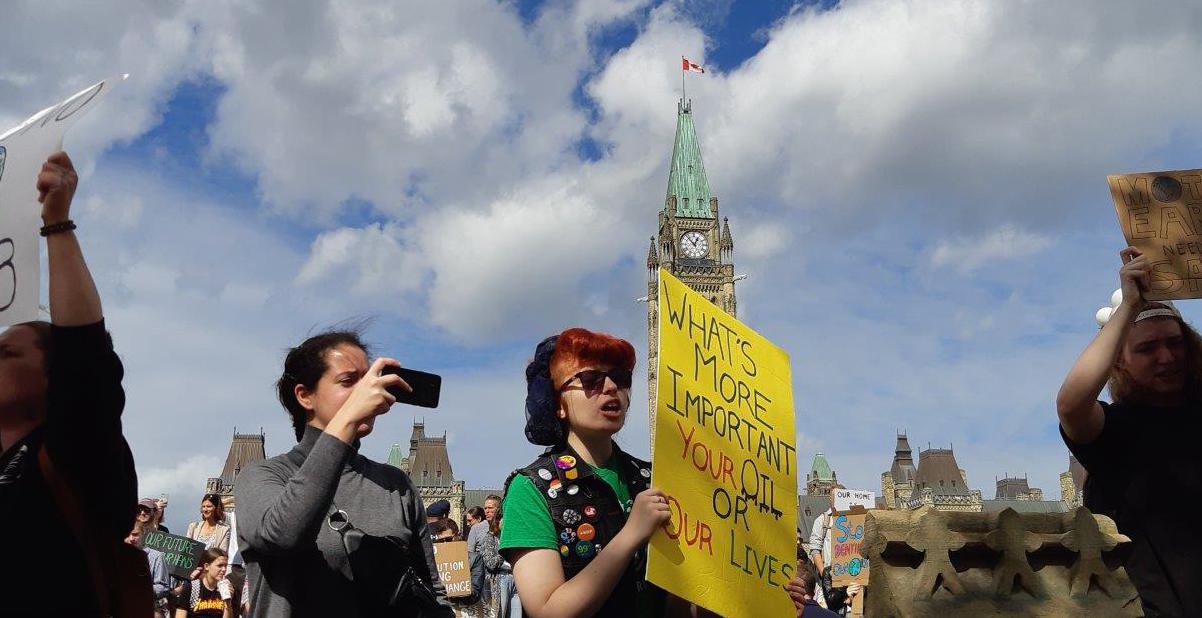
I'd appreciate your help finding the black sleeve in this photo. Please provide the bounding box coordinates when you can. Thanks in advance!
[1059,401,1125,475]
[43,321,137,545]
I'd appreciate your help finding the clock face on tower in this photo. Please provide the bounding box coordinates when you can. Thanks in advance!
[679,231,708,259]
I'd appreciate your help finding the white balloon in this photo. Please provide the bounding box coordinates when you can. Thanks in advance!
[1096,306,1114,327]
[1111,288,1123,308]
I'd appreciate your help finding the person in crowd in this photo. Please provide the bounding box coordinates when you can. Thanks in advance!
[0,151,144,615]
[153,496,172,533]
[427,498,451,525]
[138,497,160,530]
[477,511,507,618]
[805,486,863,613]
[499,328,674,617]
[127,521,172,615]
[786,560,840,618]
[466,506,488,550]
[187,493,232,552]
[174,548,235,618]
[1057,246,1202,617]
[491,514,521,618]
[484,495,501,525]
[445,518,461,541]
[430,519,456,543]
[465,505,494,614]
[235,329,453,617]
[807,485,841,609]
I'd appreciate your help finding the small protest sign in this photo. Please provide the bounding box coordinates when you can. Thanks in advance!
[0,75,125,326]
[432,540,472,598]
[647,269,798,618]
[142,529,205,579]
[1108,169,1202,299]
[833,488,875,512]
[829,509,869,587]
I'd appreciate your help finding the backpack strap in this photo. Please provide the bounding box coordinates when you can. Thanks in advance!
[38,444,152,618]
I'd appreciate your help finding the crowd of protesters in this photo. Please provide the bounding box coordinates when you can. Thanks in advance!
[1,150,1198,617]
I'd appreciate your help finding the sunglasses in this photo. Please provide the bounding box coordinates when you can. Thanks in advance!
[558,368,633,394]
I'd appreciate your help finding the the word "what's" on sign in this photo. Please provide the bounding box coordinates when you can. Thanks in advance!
[1109,170,1202,300]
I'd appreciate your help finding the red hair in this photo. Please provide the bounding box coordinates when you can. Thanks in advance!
[549,328,636,388]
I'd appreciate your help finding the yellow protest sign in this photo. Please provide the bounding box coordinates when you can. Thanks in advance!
[647,269,798,618]
[1108,169,1202,299]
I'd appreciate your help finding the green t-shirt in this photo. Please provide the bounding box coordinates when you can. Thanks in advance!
[499,455,631,553]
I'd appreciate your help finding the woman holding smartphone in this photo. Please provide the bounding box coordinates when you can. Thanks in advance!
[235,330,453,617]
[499,328,674,618]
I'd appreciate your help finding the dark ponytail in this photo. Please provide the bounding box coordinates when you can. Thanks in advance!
[276,330,368,441]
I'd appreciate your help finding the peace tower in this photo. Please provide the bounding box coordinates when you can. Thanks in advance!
[646,99,737,445]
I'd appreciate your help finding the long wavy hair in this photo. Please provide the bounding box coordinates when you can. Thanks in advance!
[1108,309,1202,405]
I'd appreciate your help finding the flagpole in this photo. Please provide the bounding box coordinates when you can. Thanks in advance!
[681,58,686,103]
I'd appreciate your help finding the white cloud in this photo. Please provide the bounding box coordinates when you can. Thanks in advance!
[138,454,223,504]
[930,225,1053,274]
[8,0,1202,516]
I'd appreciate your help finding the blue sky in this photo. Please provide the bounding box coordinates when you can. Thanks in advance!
[4,0,1202,532]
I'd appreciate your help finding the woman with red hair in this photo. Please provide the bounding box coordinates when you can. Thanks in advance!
[499,328,672,617]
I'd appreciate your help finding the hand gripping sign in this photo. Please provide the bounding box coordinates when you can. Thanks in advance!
[0,75,125,326]
[648,269,798,618]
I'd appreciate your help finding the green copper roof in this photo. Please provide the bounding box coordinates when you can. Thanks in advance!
[809,452,835,481]
[666,100,714,218]
[386,443,405,468]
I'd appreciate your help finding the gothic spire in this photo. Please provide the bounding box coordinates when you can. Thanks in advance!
[647,236,658,268]
[666,99,714,218]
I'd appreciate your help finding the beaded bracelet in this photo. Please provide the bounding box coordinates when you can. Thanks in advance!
[39,219,77,237]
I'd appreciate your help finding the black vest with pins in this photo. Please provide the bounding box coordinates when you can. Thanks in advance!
[503,441,660,616]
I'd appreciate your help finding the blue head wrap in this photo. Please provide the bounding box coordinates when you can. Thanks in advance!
[524,335,565,446]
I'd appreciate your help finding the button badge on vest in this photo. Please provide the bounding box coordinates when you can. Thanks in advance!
[559,544,570,557]
[555,455,577,470]
[576,523,596,541]
[574,540,596,559]
[567,484,580,496]
[561,508,582,525]
[583,505,599,520]
[640,468,651,478]
[559,528,578,544]
[537,468,553,481]
[565,467,579,480]
[548,479,563,499]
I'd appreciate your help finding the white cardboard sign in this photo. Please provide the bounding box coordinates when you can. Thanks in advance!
[0,75,125,326]
[833,488,875,512]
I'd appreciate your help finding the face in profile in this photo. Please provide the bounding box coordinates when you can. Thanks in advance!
[0,325,48,421]
[298,343,373,436]
[205,556,228,581]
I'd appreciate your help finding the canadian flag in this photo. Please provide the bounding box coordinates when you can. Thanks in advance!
[682,56,704,73]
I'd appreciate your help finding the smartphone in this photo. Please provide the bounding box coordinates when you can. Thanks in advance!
[381,366,442,409]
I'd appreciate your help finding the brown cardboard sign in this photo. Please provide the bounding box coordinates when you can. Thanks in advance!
[1108,169,1202,299]
[830,507,869,587]
[433,540,472,598]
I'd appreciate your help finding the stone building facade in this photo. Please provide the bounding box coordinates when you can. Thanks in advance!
[646,99,738,446]
[1060,455,1086,509]
[206,429,267,512]
[881,434,983,512]
[388,421,466,525]
[806,452,838,496]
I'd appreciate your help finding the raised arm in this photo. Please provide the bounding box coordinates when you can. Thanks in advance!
[1056,247,1146,444]
[38,151,101,326]
[512,487,669,618]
